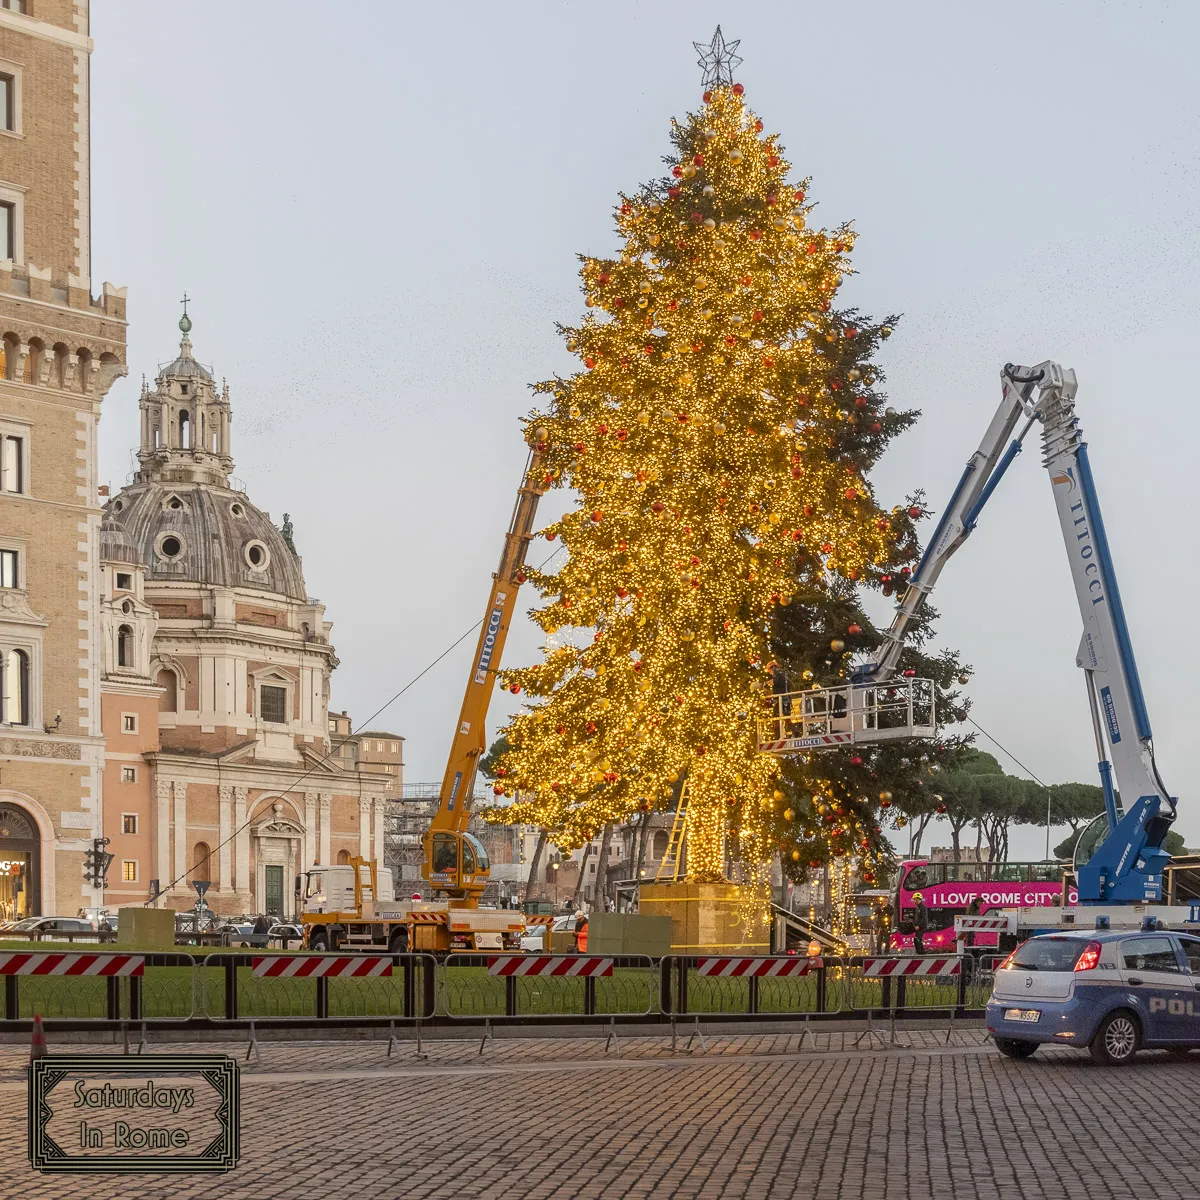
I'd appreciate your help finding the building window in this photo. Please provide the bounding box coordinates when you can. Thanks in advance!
[0,647,28,725]
[0,2,28,13]
[1,435,21,493]
[157,534,183,560]
[120,766,136,784]
[115,572,132,591]
[260,684,287,724]
[122,814,137,834]
[116,624,133,668]
[122,861,137,883]
[243,540,269,571]
[122,713,137,733]
[0,201,12,262]
[156,668,177,712]
[0,75,11,133]
[0,548,16,588]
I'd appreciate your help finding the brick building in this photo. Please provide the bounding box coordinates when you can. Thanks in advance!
[0,0,127,921]
[97,317,390,918]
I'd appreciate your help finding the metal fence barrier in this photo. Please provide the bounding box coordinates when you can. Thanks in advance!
[201,953,436,1021]
[661,956,834,1017]
[440,954,656,1019]
[0,950,996,1029]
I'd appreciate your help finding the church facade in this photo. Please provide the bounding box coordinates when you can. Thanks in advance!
[97,317,390,917]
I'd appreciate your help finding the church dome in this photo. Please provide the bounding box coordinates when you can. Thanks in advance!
[104,482,306,600]
[98,516,140,565]
[156,312,213,381]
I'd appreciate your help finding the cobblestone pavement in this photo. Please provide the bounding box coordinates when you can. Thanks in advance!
[1,1030,1198,1199]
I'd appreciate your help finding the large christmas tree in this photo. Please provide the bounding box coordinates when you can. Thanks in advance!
[487,37,970,883]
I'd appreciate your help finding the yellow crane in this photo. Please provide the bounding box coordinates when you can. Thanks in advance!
[421,447,546,905]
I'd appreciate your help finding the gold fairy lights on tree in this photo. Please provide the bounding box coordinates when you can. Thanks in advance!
[484,38,954,883]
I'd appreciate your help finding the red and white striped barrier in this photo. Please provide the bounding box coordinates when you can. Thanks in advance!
[953,916,1011,933]
[696,956,823,977]
[251,956,392,978]
[0,952,143,976]
[487,956,613,978]
[862,956,960,977]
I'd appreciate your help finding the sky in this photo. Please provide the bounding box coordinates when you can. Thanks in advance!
[89,1,1200,858]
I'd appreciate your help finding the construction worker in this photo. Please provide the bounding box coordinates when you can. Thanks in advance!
[574,910,588,953]
[912,892,929,955]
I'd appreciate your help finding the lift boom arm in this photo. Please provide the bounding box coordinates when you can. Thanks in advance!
[861,363,1175,904]
[421,451,545,894]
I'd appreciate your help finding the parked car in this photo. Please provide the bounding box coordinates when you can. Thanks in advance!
[3,916,100,940]
[267,923,302,946]
[520,914,579,953]
[986,929,1200,1064]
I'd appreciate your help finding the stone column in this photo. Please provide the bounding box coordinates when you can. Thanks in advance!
[372,797,386,865]
[155,778,171,903]
[303,791,317,869]
[234,787,250,897]
[218,785,232,892]
[358,798,371,860]
[173,782,188,894]
[318,794,331,865]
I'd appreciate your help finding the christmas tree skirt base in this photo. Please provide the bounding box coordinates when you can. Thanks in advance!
[638,882,769,955]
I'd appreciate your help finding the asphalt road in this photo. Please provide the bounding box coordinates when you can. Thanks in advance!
[2,1031,1197,1199]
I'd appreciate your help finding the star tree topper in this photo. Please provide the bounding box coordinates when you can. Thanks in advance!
[693,26,743,90]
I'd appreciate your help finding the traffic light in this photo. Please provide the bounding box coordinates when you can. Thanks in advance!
[83,837,112,888]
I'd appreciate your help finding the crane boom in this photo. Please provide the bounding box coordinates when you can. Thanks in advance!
[859,362,1174,904]
[421,449,546,899]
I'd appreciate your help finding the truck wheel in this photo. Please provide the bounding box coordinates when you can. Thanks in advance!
[388,928,409,954]
[1089,1010,1140,1065]
[309,929,328,952]
[994,1038,1038,1060]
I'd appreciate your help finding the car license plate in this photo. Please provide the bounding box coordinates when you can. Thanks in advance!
[1004,1008,1040,1023]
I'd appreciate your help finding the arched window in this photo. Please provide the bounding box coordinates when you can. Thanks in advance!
[652,830,669,860]
[1,649,29,725]
[179,410,191,449]
[116,624,133,668]
[156,668,178,712]
[336,849,351,866]
[192,842,211,881]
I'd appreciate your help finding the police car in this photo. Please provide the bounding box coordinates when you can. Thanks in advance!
[986,929,1200,1064]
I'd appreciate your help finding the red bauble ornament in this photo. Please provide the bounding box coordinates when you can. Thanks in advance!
[651,501,665,513]
[803,504,815,517]
[848,624,862,635]
[936,803,948,815]
[591,511,602,523]
[544,532,556,541]
[596,423,608,434]
[749,230,762,241]
[509,684,520,694]
[668,186,681,199]
[597,272,610,285]
[753,118,763,131]
[871,422,883,433]
[751,309,764,322]
[846,327,858,338]
[515,571,527,584]
[791,467,803,479]
[855,396,868,408]
[672,165,683,178]
[879,799,892,810]
[908,505,922,518]
[732,83,745,96]
[806,242,818,255]
[677,412,689,422]
[850,755,864,767]
[903,668,916,678]
[844,488,858,500]
[620,201,631,215]
[550,781,562,791]
[555,725,565,734]
[584,357,596,369]
[794,189,806,202]
[693,153,705,167]
[703,90,713,103]
[767,155,779,167]
[586,721,596,733]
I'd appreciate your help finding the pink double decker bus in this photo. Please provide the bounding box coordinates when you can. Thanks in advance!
[892,859,1075,951]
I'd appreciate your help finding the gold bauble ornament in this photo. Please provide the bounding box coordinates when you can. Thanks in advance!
[958,673,970,685]
[879,790,892,803]
[729,148,744,163]
[783,808,794,821]
[791,849,801,862]
[830,639,845,653]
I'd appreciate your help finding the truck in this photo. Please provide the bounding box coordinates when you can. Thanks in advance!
[299,446,545,954]
[761,361,1197,942]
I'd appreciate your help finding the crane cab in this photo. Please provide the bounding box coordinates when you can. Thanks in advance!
[423,830,491,902]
